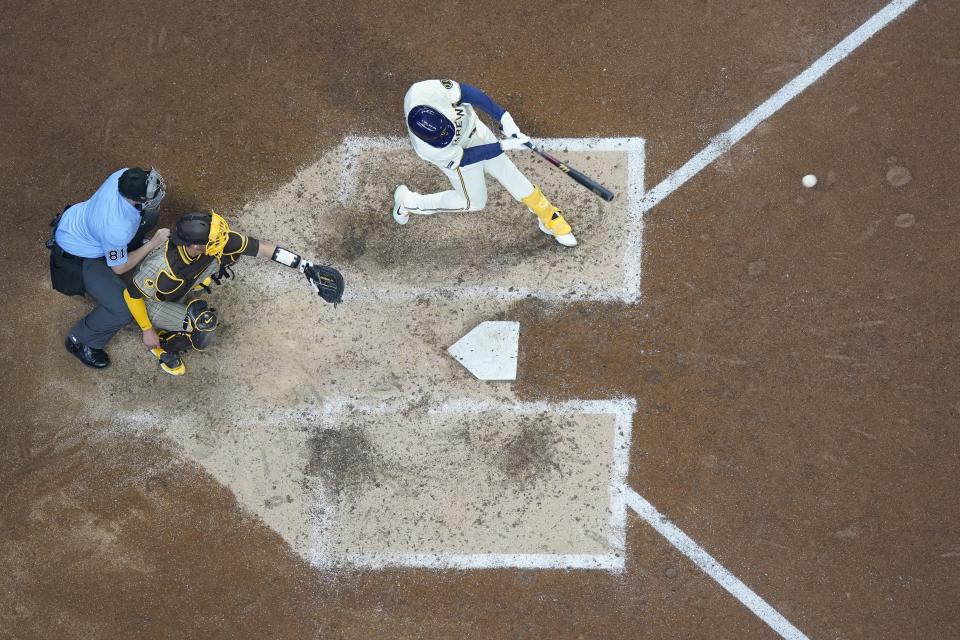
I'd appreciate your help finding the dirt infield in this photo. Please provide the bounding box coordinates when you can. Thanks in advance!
[2,1,959,639]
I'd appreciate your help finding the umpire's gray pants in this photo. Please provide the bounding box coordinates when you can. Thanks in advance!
[69,258,132,349]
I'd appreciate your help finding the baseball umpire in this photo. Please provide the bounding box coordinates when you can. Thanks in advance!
[123,210,344,375]
[49,167,168,369]
[393,79,577,247]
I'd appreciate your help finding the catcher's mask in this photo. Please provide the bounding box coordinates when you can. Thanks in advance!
[142,167,166,211]
[170,211,230,258]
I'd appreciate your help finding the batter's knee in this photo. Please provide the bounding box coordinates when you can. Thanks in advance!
[466,192,487,212]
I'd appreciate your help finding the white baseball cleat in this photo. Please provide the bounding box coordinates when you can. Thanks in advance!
[392,185,411,225]
[538,219,578,247]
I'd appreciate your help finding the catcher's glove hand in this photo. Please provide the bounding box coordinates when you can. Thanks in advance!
[300,260,344,305]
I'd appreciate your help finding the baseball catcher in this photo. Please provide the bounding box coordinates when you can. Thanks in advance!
[123,210,344,375]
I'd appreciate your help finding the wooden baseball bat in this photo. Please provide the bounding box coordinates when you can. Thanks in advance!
[524,141,615,202]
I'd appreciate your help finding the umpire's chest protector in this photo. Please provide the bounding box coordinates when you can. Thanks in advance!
[134,242,218,302]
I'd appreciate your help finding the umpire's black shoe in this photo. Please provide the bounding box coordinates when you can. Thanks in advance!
[65,335,110,369]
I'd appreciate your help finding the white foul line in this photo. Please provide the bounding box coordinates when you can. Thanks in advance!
[624,489,810,640]
[640,0,918,213]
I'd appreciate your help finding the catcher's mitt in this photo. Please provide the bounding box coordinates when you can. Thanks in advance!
[303,262,344,305]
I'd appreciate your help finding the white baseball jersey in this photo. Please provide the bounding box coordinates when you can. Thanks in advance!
[404,79,479,170]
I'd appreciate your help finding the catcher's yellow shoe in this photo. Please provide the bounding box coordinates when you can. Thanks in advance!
[150,347,186,376]
[522,186,577,247]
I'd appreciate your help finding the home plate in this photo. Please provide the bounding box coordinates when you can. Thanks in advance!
[448,321,519,381]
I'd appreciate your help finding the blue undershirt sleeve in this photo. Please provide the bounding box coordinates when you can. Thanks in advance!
[459,83,507,120]
[461,142,504,167]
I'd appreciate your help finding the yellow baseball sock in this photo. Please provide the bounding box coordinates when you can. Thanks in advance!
[522,186,572,236]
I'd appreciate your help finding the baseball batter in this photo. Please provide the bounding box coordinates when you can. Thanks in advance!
[393,79,577,247]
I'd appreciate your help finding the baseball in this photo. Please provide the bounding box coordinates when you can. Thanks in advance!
[802,174,818,188]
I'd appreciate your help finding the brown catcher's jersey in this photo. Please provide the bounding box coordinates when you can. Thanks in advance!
[132,231,259,302]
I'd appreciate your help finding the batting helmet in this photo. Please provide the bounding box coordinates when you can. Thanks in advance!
[407,105,455,148]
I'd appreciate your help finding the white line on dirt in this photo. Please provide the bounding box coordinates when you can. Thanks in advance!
[640,0,918,213]
[338,552,622,571]
[623,141,646,301]
[624,489,809,640]
[607,401,636,561]
[340,283,632,304]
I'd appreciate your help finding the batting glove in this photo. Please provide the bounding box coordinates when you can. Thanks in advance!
[500,134,531,151]
[500,112,525,139]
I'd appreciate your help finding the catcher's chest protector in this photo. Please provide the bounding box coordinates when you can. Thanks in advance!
[134,242,218,302]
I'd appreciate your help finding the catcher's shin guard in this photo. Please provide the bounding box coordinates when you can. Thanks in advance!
[521,186,577,247]
[150,347,186,376]
[159,300,219,354]
[185,299,218,350]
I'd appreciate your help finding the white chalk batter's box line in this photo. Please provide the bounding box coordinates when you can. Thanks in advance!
[296,397,636,572]
[338,136,646,305]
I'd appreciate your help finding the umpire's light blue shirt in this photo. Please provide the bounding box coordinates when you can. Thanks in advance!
[54,169,141,267]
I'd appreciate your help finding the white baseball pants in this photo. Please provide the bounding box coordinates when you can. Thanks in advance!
[404,120,534,214]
